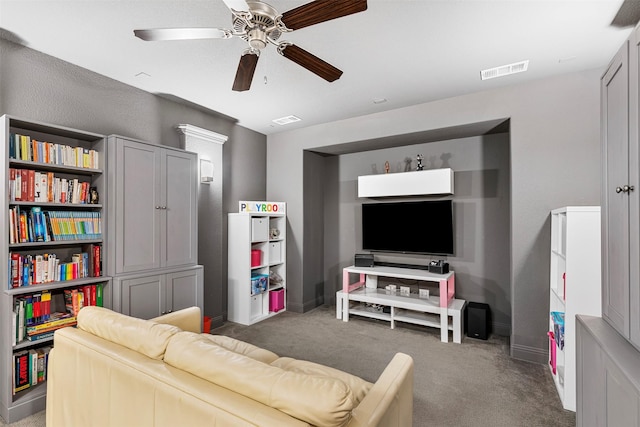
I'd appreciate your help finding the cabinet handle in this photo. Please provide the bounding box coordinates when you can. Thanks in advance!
[155,206,161,209]
[617,185,635,193]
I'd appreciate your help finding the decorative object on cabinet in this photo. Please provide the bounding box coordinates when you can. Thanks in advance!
[228,201,286,325]
[357,168,454,198]
[548,206,601,411]
[105,136,203,318]
[416,154,424,171]
[0,115,113,423]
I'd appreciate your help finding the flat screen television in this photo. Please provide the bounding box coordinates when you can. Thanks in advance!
[362,200,454,255]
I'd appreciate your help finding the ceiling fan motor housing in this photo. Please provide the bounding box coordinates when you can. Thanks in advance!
[234,0,282,49]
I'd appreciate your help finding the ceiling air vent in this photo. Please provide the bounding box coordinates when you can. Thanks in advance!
[480,60,529,81]
[272,115,301,125]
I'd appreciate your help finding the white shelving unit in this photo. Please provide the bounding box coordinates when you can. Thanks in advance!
[357,168,454,198]
[549,206,601,411]
[228,204,286,325]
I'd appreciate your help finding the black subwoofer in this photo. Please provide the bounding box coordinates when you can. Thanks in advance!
[465,302,491,340]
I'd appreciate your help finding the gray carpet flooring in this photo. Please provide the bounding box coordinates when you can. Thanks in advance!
[214,305,575,427]
[2,305,574,426]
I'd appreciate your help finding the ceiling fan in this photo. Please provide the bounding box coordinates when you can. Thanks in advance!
[134,0,367,91]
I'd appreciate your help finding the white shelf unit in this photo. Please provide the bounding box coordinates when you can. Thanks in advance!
[0,115,112,423]
[357,168,454,198]
[228,210,286,325]
[549,206,601,411]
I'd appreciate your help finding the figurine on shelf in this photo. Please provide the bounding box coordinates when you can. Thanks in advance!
[416,154,424,171]
[404,157,412,172]
[89,187,99,204]
[384,161,390,174]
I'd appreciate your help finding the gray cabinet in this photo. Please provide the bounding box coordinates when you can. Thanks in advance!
[601,29,640,350]
[114,266,203,319]
[106,136,203,318]
[576,316,640,427]
[106,136,198,275]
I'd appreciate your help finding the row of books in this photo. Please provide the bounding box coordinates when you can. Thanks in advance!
[12,284,104,345]
[9,168,97,204]
[13,347,51,394]
[8,244,102,288]
[8,206,102,244]
[9,132,99,169]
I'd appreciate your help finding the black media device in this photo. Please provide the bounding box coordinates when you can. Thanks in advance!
[354,253,375,267]
[428,260,449,274]
[465,302,491,340]
[361,200,454,255]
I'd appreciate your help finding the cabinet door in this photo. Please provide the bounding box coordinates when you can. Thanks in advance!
[601,42,631,338]
[166,267,203,313]
[120,274,164,319]
[631,27,640,349]
[576,321,606,427]
[115,138,162,273]
[604,358,640,426]
[161,149,197,268]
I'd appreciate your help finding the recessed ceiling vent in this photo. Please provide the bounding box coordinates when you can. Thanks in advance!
[272,115,302,125]
[480,60,529,80]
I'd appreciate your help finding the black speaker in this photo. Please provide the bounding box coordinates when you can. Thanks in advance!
[465,302,491,340]
[354,253,374,267]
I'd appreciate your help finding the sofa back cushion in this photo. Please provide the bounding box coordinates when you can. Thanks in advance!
[203,335,279,364]
[271,357,373,405]
[77,306,181,360]
[164,331,356,427]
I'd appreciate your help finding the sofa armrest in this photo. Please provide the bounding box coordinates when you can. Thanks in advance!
[347,352,414,427]
[151,307,202,333]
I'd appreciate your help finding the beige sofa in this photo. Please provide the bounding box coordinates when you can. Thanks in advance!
[46,306,413,426]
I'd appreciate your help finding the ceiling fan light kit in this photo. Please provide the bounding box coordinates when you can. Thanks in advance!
[134,0,367,91]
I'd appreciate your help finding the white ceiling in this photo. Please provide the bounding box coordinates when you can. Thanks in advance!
[0,0,634,135]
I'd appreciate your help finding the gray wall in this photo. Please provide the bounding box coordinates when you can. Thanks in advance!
[0,39,267,325]
[267,69,602,362]
[321,134,512,335]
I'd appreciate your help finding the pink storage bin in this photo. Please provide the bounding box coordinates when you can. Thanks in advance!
[269,288,285,312]
[251,249,262,267]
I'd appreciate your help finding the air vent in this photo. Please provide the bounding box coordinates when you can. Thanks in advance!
[480,60,529,80]
[272,115,301,125]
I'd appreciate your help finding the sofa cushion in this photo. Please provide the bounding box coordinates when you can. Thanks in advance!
[164,331,356,427]
[77,306,181,360]
[271,357,373,405]
[203,334,279,364]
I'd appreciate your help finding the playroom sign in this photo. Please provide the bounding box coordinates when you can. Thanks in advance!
[239,201,286,214]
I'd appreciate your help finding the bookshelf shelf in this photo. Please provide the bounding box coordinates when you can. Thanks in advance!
[0,115,112,423]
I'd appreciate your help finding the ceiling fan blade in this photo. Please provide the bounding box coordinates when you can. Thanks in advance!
[221,0,251,13]
[279,44,342,82]
[134,28,231,41]
[281,0,367,31]
[232,51,259,91]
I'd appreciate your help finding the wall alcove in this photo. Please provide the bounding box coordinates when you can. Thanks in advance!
[301,118,513,337]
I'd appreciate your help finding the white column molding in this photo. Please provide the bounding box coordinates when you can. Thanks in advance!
[176,124,228,144]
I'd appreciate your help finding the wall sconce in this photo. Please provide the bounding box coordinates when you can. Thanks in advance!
[200,159,213,184]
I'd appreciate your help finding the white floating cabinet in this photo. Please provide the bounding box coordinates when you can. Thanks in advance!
[358,168,454,198]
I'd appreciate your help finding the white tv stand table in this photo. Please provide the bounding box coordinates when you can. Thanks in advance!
[337,265,466,343]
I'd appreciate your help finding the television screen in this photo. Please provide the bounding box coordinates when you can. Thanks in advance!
[362,200,454,255]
